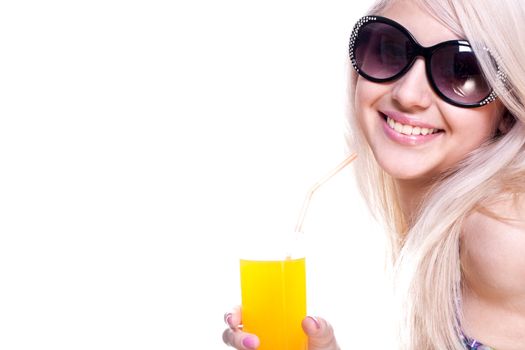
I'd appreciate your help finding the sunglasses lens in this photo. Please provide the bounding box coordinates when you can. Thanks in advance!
[354,22,411,80]
[431,45,491,105]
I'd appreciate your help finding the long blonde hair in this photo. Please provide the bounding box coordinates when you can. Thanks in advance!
[345,0,525,348]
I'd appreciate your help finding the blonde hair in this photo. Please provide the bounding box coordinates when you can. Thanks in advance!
[345,0,525,348]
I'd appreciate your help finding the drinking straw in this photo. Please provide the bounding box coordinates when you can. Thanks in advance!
[294,153,357,233]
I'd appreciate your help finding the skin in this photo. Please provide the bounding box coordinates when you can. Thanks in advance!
[461,199,525,349]
[354,0,506,221]
[356,1,525,348]
[222,306,339,350]
[224,0,525,348]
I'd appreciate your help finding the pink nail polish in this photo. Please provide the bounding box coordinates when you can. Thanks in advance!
[307,316,321,329]
[242,336,258,349]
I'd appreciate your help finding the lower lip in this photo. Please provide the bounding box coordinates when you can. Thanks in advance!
[381,117,443,146]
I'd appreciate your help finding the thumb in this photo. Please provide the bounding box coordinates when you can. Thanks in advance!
[302,316,340,350]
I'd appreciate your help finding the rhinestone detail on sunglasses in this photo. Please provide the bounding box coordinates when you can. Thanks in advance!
[479,48,508,106]
[349,16,376,74]
[349,16,504,108]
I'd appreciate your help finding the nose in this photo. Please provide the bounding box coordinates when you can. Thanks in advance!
[391,58,433,110]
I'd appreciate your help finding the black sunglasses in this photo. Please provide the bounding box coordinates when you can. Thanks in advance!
[349,16,501,108]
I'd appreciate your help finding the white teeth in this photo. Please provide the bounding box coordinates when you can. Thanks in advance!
[401,124,413,135]
[388,118,395,128]
[386,117,439,136]
[394,122,403,133]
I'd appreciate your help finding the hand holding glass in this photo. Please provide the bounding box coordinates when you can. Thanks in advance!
[239,154,357,350]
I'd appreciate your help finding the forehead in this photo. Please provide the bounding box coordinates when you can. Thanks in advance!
[378,0,462,46]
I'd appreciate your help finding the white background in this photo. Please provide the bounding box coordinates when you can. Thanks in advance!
[0,0,395,349]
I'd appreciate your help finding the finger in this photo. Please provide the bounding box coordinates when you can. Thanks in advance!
[222,328,260,350]
[302,316,340,350]
[224,305,242,329]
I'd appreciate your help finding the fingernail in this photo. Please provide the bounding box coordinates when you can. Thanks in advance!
[223,313,233,328]
[242,336,258,349]
[307,316,321,329]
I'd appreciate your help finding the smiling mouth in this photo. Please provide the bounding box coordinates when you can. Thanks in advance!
[381,114,444,136]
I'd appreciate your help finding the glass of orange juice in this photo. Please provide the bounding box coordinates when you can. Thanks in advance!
[239,233,307,350]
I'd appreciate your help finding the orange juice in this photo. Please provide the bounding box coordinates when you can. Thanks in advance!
[240,257,307,350]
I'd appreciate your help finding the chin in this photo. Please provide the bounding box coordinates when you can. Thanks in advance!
[374,156,439,183]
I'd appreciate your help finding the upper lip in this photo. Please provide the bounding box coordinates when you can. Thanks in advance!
[381,110,442,130]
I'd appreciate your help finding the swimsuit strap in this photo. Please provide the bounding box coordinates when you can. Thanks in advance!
[461,332,496,350]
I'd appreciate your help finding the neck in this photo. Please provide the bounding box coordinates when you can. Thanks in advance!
[394,177,434,226]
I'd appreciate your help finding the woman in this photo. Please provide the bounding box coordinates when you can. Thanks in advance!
[223,0,525,349]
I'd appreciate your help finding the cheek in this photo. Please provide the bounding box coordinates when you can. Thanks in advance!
[445,104,503,144]
[354,77,392,110]
[354,79,364,112]
[355,78,375,109]
[354,78,382,126]
[354,85,373,141]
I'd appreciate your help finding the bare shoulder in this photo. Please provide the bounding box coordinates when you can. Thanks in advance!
[461,194,525,298]
[461,195,525,348]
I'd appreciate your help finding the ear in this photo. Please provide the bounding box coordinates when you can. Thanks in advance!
[497,110,515,135]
